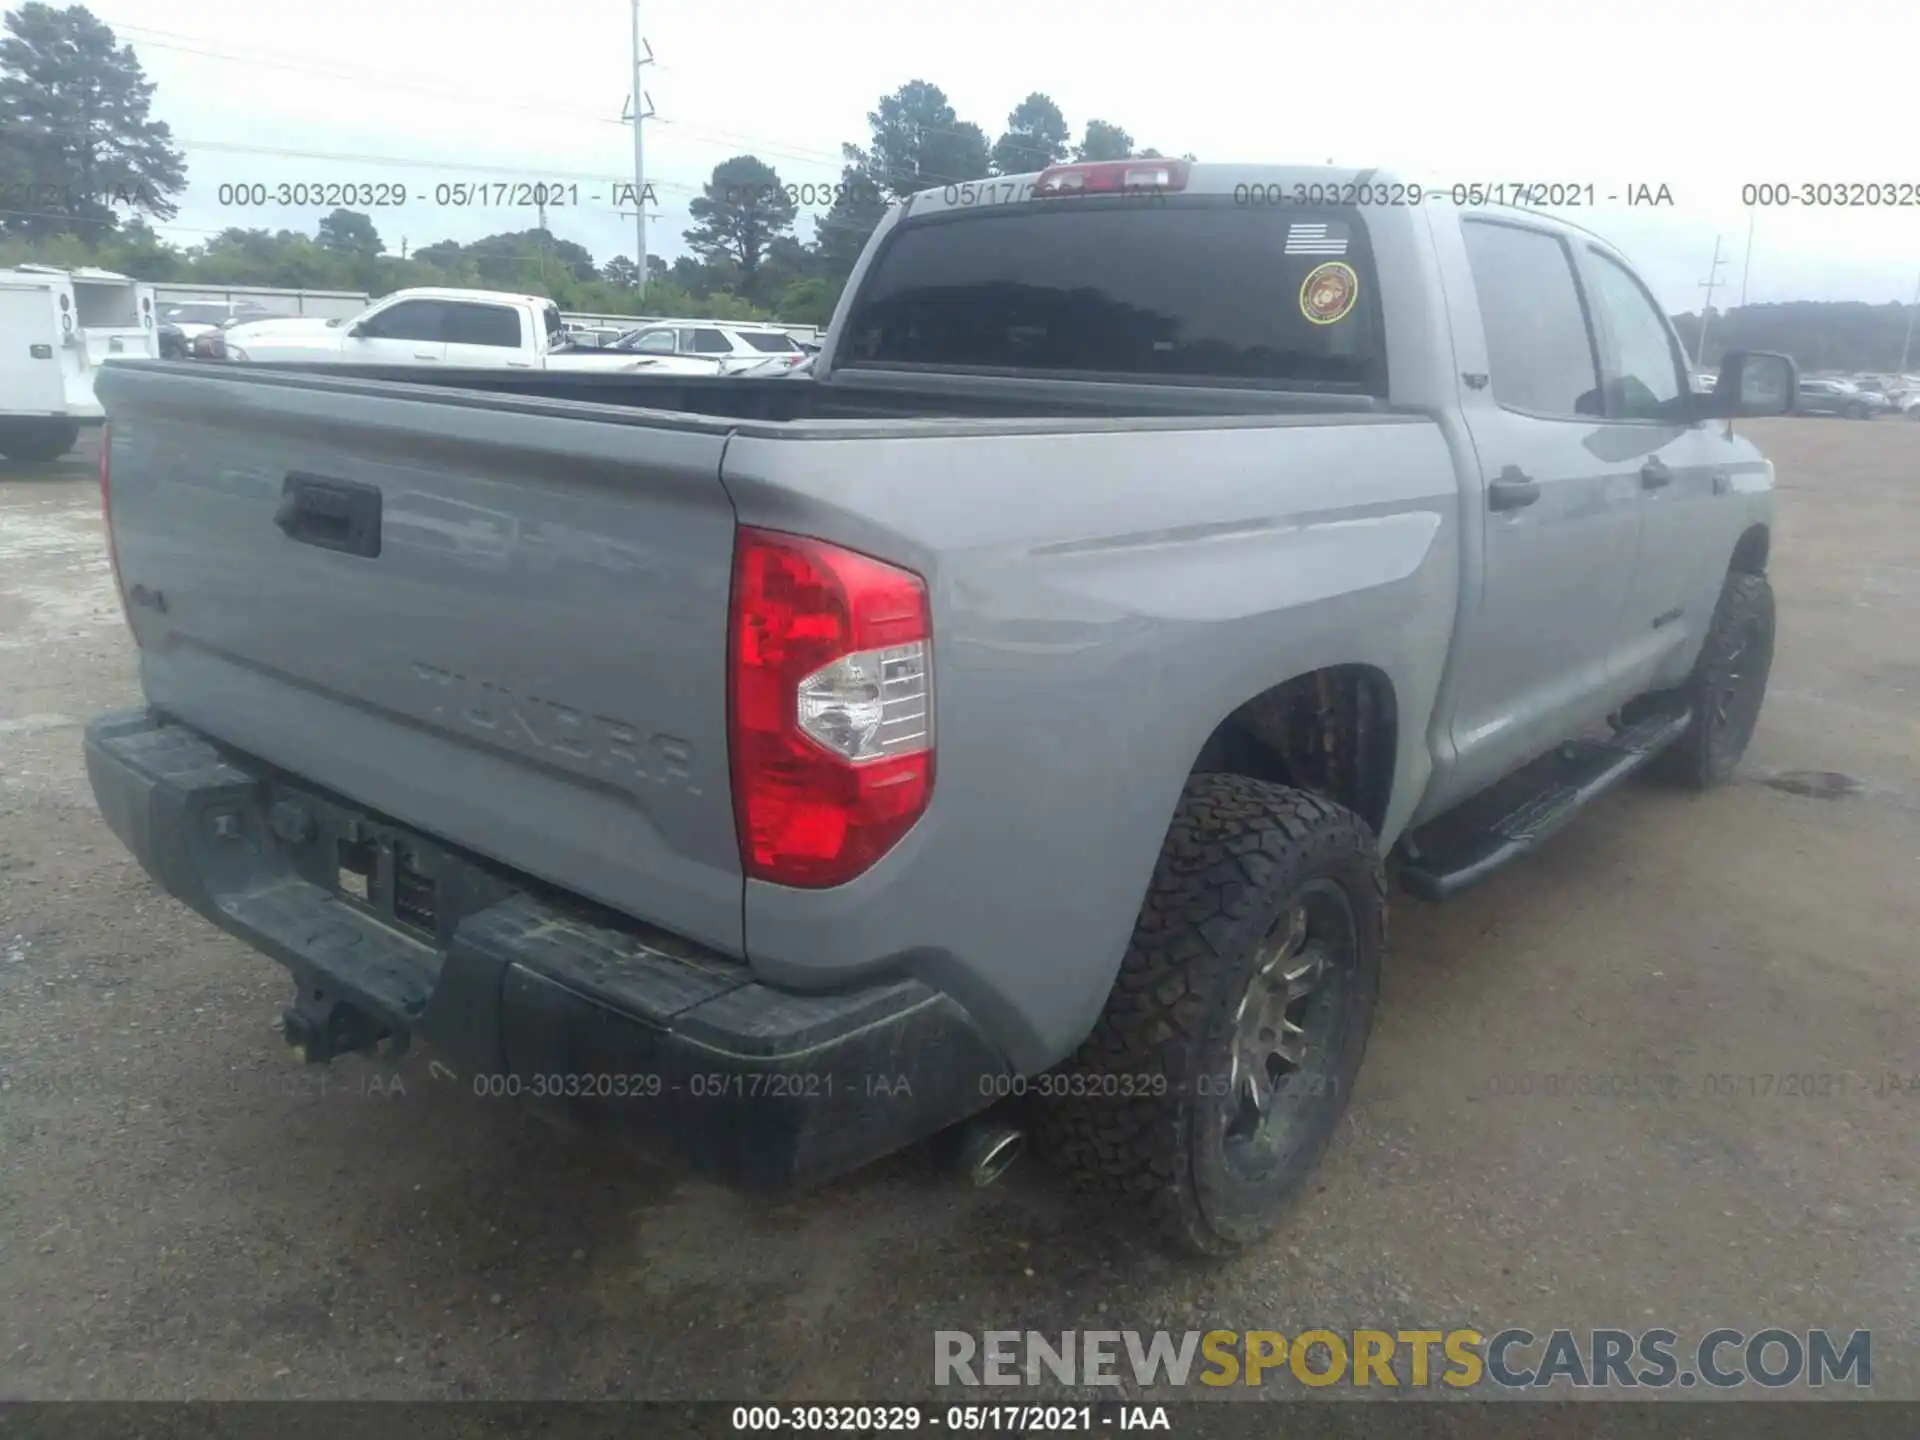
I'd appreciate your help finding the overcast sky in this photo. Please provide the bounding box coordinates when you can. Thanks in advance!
[93,0,1920,313]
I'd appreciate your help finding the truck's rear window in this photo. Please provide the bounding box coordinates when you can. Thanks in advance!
[840,203,1385,392]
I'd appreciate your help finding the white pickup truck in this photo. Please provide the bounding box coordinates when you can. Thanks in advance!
[0,265,160,461]
[212,287,721,374]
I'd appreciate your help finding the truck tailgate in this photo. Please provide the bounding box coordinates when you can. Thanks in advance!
[97,364,746,955]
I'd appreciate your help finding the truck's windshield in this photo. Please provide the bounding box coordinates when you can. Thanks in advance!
[840,201,1385,393]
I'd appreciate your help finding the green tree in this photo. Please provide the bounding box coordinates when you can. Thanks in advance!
[684,155,797,292]
[1073,120,1134,162]
[776,277,838,328]
[413,238,464,270]
[752,233,816,307]
[0,3,186,239]
[990,92,1070,176]
[315,207,382,257]
[601,254,639,290]
[853,80,990,198]
[814,164,888,280]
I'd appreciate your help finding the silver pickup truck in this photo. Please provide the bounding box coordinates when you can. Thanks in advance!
[85,161,1794,1256]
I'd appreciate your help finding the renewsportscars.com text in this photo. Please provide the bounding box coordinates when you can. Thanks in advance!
[934,1327,1871,1390]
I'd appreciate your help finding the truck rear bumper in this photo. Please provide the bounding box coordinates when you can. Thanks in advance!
[84,709,1010,1187]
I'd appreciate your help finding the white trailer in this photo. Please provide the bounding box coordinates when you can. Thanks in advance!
[147,283,370,320]
[0,265,160,461]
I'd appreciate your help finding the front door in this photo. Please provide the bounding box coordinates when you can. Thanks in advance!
[1424,216,1642,816]
[1574,242,1747,695]
[340,298,447,364]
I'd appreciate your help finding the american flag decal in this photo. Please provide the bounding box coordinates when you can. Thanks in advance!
[1285,223,1348,256]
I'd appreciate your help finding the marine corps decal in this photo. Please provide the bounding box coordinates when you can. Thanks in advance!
[1299,261,1359,325]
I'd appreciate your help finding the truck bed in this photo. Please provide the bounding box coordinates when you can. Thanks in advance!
[188,358,1396,425]
[95,356,1448,1068]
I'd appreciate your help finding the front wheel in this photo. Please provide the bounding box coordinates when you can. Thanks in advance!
[1649,571,1775,789]
[1036,775,1385,1257]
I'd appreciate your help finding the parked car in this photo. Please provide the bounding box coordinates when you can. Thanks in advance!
[87,161,1792,1255]
[1793,377,1887,418]
[606,321,811,374]
[158,299,281,349]
[561,324,627,349]
[728,352,817,379]
[209,288,715,373]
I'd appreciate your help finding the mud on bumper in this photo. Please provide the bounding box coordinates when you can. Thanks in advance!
[84,709,1009,1187]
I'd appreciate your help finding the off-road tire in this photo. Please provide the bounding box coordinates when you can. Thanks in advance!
[1035,774,1386,1257]
[0,419,81,463]
[1648,571,1775,789]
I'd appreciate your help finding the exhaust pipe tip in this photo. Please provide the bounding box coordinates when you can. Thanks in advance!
[959,1122,1025,1188]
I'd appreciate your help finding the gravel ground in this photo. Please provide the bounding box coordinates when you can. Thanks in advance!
[1,419,1915,1402]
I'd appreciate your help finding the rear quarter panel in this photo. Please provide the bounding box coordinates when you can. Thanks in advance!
[722,415,1459,1070]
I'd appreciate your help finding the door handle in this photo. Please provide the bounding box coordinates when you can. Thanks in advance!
[1488,466,1541,511]
[1640,457,1673,489]
[413,351,439,361]
[274,473,383,558]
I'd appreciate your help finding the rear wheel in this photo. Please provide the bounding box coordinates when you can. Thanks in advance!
[1648,571,1775,789]
[0,419,81,463]
[1036,775,1385,1257]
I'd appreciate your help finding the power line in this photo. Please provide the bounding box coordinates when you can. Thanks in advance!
[93,16,853,170]
[91,14,1091,183]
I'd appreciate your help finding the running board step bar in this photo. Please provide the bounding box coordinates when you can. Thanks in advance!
[1396,707,1694,902]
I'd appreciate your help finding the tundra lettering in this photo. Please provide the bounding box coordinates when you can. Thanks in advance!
[410,662,698,790]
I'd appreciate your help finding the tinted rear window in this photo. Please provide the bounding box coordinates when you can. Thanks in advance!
[444,303,523,348]
[840,202,1384,391]
[741,332,800,352]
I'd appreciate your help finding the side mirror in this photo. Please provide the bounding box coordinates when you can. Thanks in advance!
[1704,351,1796,418]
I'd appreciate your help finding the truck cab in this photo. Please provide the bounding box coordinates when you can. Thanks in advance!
[213,287,709,374]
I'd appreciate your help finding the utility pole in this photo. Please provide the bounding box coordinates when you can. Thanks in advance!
[1899,269,1920,376]
[1695,235,1728,368]
[626,1,655,290]
[1737,209,1756,309]
[536,195,548,285]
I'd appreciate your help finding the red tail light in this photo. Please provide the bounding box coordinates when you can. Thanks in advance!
[99,422,133,633]
[1034,159,1190,196]
[729,527,934,888]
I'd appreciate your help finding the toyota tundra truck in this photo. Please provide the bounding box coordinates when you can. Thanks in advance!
[84,161,1794,1255]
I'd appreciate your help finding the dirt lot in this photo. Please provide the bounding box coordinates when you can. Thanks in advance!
[1,420,1915,1402]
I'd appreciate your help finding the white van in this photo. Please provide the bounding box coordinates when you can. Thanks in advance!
[0,264,159,461]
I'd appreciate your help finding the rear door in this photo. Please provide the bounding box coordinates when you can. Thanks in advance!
[0,284,64,411]
[1433,215,1641,808]
[441,300,532,368]
[339,298,448,364]
[100,366,747,954]
[1575,241,1745,693]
